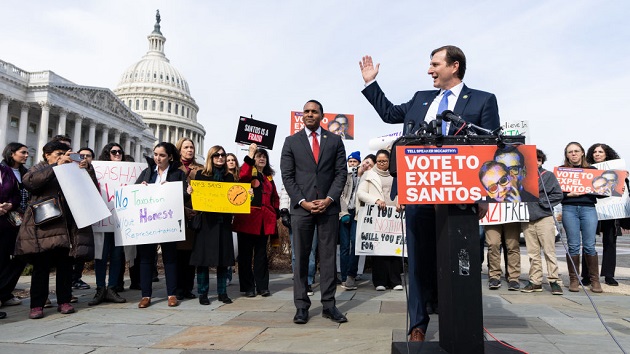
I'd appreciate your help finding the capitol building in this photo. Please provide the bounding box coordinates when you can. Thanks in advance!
[0,10,204,164]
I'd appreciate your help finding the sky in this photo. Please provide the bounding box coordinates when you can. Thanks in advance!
[2,1,629,186]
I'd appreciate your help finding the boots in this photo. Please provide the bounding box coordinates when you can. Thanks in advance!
[88,287,106,306]
[104,287,127,303]
[585,254,603,293]
[566,254,580,292]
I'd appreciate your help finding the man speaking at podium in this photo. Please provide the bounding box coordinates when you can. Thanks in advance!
[359,45,500,342]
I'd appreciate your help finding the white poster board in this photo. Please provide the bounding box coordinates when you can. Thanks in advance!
[113,181,186,246]
[92,161,147,232]
[53,163,111,229]
[501,120,529,144]
[479,203,529,225]
[592,159,630,220]
[355,204,407,257]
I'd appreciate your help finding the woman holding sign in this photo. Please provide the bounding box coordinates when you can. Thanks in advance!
[561,142,603,293]
[135,142,188,308]
[187,145,236,305]
[356,149,404,291]
[233,143,279,298]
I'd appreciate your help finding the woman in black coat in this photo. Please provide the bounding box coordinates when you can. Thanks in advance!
[187,145,235,305]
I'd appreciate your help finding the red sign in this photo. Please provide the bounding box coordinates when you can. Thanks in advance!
[396,145,539,204]
[553,167,626,196]
[291,111,355,140]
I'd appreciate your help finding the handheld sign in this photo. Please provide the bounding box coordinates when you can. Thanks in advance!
[355,205,407,256]
[190,180,252,214]
[235,116,277,150]
[591,159,630,220]
[553,167,626,197]
[113,182,185,246]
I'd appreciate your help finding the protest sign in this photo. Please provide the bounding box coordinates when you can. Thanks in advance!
[235,116,277,150]
[591,159,630,220]
[479,203,529,225]
[354,205,407,256]
[501,120,529,144]
[368,131,403,150]
[291,111,355,140]
[91,161,147,232]
[553,167,626,197]
[396,145,538,204]
[53,163,111,228]
[190,180,252,213]
[113,182,185,246]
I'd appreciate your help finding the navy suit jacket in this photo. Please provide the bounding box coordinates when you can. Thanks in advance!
[280,128,347,216]
[362,81,500,133]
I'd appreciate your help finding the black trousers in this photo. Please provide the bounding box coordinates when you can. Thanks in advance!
[0,227,26,303]
[237,233,269,293]
[30,248,73,308]
[176,249,195,294]
[372,256,403,288]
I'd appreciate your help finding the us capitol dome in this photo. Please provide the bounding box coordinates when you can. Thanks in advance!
[114,10,206,160]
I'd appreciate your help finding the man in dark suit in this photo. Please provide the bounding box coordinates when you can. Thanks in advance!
[281,100,348,324]
[359,45,500,341]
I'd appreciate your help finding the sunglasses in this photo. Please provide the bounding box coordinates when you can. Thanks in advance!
[79,154,92,159]
[212,153,226,158]
[110,150,123,155]
[486,176,510,193]
[506,165,522,175]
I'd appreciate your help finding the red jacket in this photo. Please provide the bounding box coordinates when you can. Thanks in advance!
[232,156,279,236]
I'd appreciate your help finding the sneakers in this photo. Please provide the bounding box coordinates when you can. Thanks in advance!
[393,285,404,291]
[550,282,564,295]
[306,285,314,296]
[521,281,542,293]
[2,297,22,306]
[57,303,75,314]
[29,307,44,319]
[375,285,386,291]
[508,281,520,291]
[488,278,501,289]
[341,276,358,290]
[44,298,54,308]
[104,287,127,303]
[72,280,91,290]
[88,287,106,306]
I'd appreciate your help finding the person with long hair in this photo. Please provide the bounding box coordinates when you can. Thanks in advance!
[135,142,188,308]
[15,141,95,319]
[0,143,26,317]
[88,143,126,306]
[581,143,624,286]
[233,143,279,298]
[562,142,603,293]
[174,137,203,300]
[187,145,236,305]
[225,152,240,286]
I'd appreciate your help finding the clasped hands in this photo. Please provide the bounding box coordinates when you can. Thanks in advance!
[302,198,332,214]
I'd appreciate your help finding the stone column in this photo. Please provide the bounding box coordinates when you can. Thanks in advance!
[101,126,110,151]
[57,108,68,136]
[135,138,141,162]
[174,126,179,142]
[0,95,10,149]
[165,125,171,143]
[124,135,131,156]
[72,115,83,151]
[114,130,121,144]
[36,101,51,163]
[18,103,29,144]
[88,120,96,151]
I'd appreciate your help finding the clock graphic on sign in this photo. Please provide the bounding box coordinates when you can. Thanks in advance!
[227,185,248,206]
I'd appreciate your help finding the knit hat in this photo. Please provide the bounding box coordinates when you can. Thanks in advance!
[347,151,361,162]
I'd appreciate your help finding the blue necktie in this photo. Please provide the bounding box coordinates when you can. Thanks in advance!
[438,90,452,135]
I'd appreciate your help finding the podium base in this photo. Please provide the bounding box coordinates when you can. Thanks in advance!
[391,341,523,354]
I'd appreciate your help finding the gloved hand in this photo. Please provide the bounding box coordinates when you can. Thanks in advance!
[280,208,291,228]
[341,214,351,224]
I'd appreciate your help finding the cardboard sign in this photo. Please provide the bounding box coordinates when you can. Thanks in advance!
[591,159,630,220]
[553,167,626,196]
[113,182,185,246]
[53,163,111,229]
[354,205,407,256]
[501,120,530,144]
[479,203,529,225]
[291,111,355,140]
[235,116,277,150]
[190,180,252,214]
[91,161,148,232]
[396,145,539,204]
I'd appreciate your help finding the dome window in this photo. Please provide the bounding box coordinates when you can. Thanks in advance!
[152,100,156,111]
[144,100,148,110]
[136,100,140,110]
[175,104,179,114]
[160,101,164,112]
[167,102,171,113]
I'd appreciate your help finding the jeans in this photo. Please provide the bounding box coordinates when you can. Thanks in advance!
[290,227,318,285]
[339,209,359,281]
[562,204,597,256]
[94,232,123,288]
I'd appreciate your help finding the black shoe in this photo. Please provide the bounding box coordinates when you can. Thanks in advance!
[322,306,348,323]
[306,285,314,296]
[104,287,126,303]
[581,277,591,286]
[183,291,197,299]
[293,308,309,324]
[199,294,210,305]
[218,294,233,304]
[0,311,6,319]
[129,283,141,290]
[175,291,184,301]
[426,302,438,314]
[258,290,271,297]
[152,276,160,283]
[88,287,106,306]
[605,277,619,286]
[245,291,256,298]
[112,285,125,293]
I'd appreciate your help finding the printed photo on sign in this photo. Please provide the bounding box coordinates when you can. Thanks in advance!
[235,116,277,150]
[355,205,407,257]
[553,167,626,197]
[190,180,252,214]
[396,145,538,204]
[291,111,355,140]
[113,182,185,246]
[590,159,630,220]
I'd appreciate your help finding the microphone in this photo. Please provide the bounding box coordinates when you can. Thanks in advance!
[440,110,494,135]
[405,120,416,135]
[413,121,429,135]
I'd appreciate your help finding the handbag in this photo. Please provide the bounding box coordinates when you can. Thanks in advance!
[190,212,203,231]
[31,197,63,226]
[7,210,24,227]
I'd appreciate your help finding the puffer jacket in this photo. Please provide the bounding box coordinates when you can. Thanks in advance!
[15,161,95,260]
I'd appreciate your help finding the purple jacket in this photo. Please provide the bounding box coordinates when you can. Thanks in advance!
[0,163,21,229]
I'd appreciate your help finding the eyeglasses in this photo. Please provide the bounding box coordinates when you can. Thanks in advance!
[212,153,226,158]
[486,176,510,193]
[79,154,92,159]
[506,165,522,175]
[110,150,123,155]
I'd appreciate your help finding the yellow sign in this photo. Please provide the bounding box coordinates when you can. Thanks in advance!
[190,181,251,214]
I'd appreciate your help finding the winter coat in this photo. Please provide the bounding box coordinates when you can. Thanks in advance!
[178,161,204,251]
[0,163,21,230]
[527,167,563,221]
[15,161,95,260]
[232,156,279,236]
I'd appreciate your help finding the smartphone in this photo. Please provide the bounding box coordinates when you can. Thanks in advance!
[69,153,83,162]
